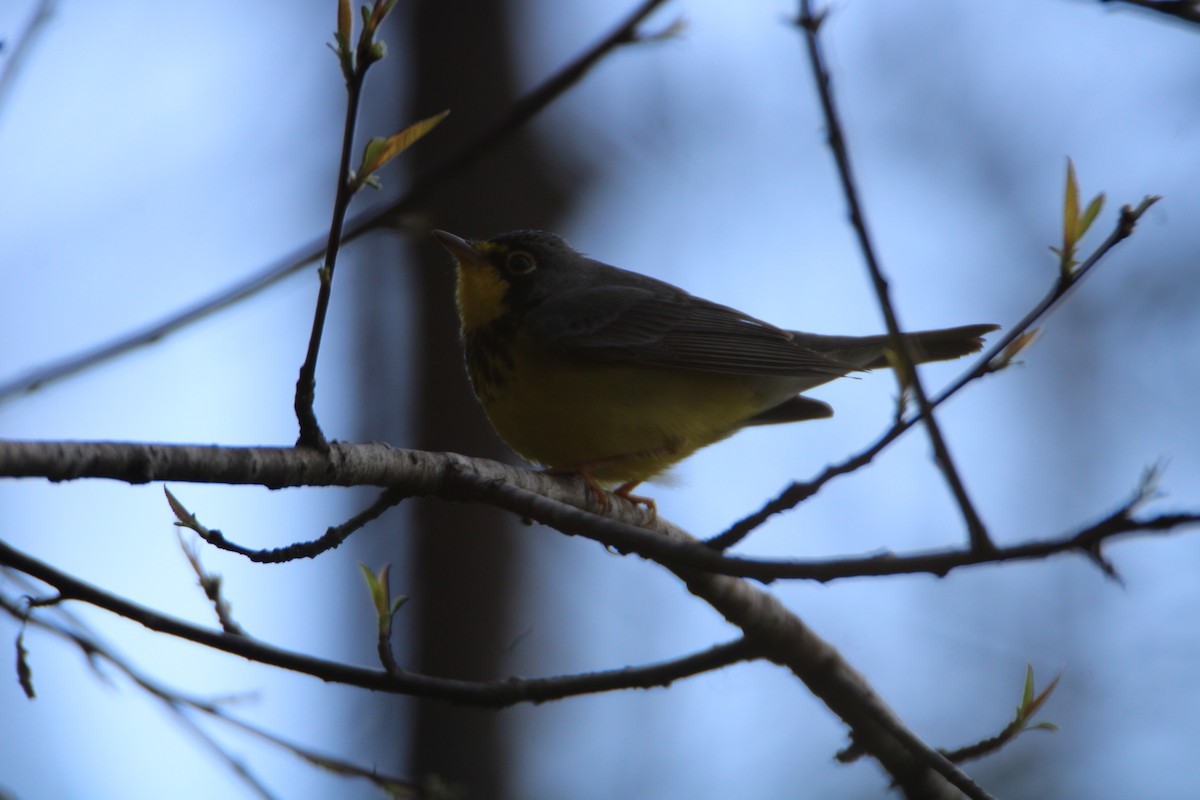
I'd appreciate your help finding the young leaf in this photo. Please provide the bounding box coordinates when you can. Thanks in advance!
[359,562,408,637]
[1080,192,1105,238]
[992,329,1038,372]
[355,109,450,187]
[359,562,391,620]
[164,487,210,536]
[1063,158,1080,248]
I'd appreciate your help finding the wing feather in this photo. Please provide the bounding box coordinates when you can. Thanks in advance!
[524,283,859,378]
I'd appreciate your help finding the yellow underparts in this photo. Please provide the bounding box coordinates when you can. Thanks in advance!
[455,246,510,330]
[472,330,783,486]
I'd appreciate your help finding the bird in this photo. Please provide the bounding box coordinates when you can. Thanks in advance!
[434,228,997,511]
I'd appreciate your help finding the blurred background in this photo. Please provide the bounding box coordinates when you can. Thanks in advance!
[2,1,1199,798]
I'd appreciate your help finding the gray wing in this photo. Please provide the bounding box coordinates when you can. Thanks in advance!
[523,284,861,378]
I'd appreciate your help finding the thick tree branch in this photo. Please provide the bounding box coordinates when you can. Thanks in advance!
[0,455,987,798]
[16,443,1192,797]
[1,439,1195,584]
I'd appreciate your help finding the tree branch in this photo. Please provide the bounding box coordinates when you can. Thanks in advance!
[0,588,418,798]
[0,538,758,705]
[795,0,991,552]
[712,196,1159,549]
[0,0,673,407]
[1102,0,1200,25]
[0,0,56,125]
[0,476,985,798]
[1,439,1196,584]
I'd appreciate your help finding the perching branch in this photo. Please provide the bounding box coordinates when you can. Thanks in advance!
[0,475,986,797]
[1,439,1196,585]
[3,432,1190,799]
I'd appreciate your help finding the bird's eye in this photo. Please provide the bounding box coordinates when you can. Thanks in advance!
[506,251,537,275]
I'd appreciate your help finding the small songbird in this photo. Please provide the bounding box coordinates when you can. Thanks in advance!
[435,229,997,509]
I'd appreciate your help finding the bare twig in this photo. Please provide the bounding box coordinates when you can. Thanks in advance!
[938,667,1061,765]
[0,0,56,125]
[0,512,982,797]
[711,196,1159,549]
[178,535,247,635]
[0,538,758,704]
[0,0,673,407]
[6,446,1189,799]
[177,486,406,562]
[0,589,418,798]
[795,0,992,551]
[294,4,404,450]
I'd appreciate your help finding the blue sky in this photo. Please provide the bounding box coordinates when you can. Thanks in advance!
[2,1,1199,798]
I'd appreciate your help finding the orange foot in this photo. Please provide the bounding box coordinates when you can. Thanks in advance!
[614,480,656,521]
[543,465,657,521]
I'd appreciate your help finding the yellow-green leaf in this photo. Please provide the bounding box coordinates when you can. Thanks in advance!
[1063,158,1080,246]
[1080,192,1105,238]
[357,109,449,183]
[359,562,391,619]
[164,487,209,535]
[1021,663,1035,708]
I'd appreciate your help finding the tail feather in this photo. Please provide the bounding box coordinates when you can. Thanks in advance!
[792,324,1000,369]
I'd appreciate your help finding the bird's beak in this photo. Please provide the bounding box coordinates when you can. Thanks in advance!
[432,230,489,270]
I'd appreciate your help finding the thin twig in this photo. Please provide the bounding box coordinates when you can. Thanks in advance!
[294,8,392,450]
[0,590,418,798]
[0,538,758,704]
[194,487,406,562]
[0,0,56,125]
[0,0,673,407]
[796,0,992,551]
[711,197,1159,549]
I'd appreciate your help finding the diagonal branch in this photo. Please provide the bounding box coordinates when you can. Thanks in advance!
[712,196,1159,548]
[7,439,1194,795]
[0,545,758,705]
[0,588,417,798]
[0,0,673,406]
[0,0,56,125]
[795,1,992,551]
[0,496,983,798]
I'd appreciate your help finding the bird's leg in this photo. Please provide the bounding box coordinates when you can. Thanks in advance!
[544,448,667,521]
[614,480,656,519]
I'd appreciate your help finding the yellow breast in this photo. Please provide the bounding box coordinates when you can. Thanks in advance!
[465,329,778,485]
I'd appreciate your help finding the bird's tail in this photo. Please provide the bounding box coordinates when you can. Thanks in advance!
[792,324,1000,369]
